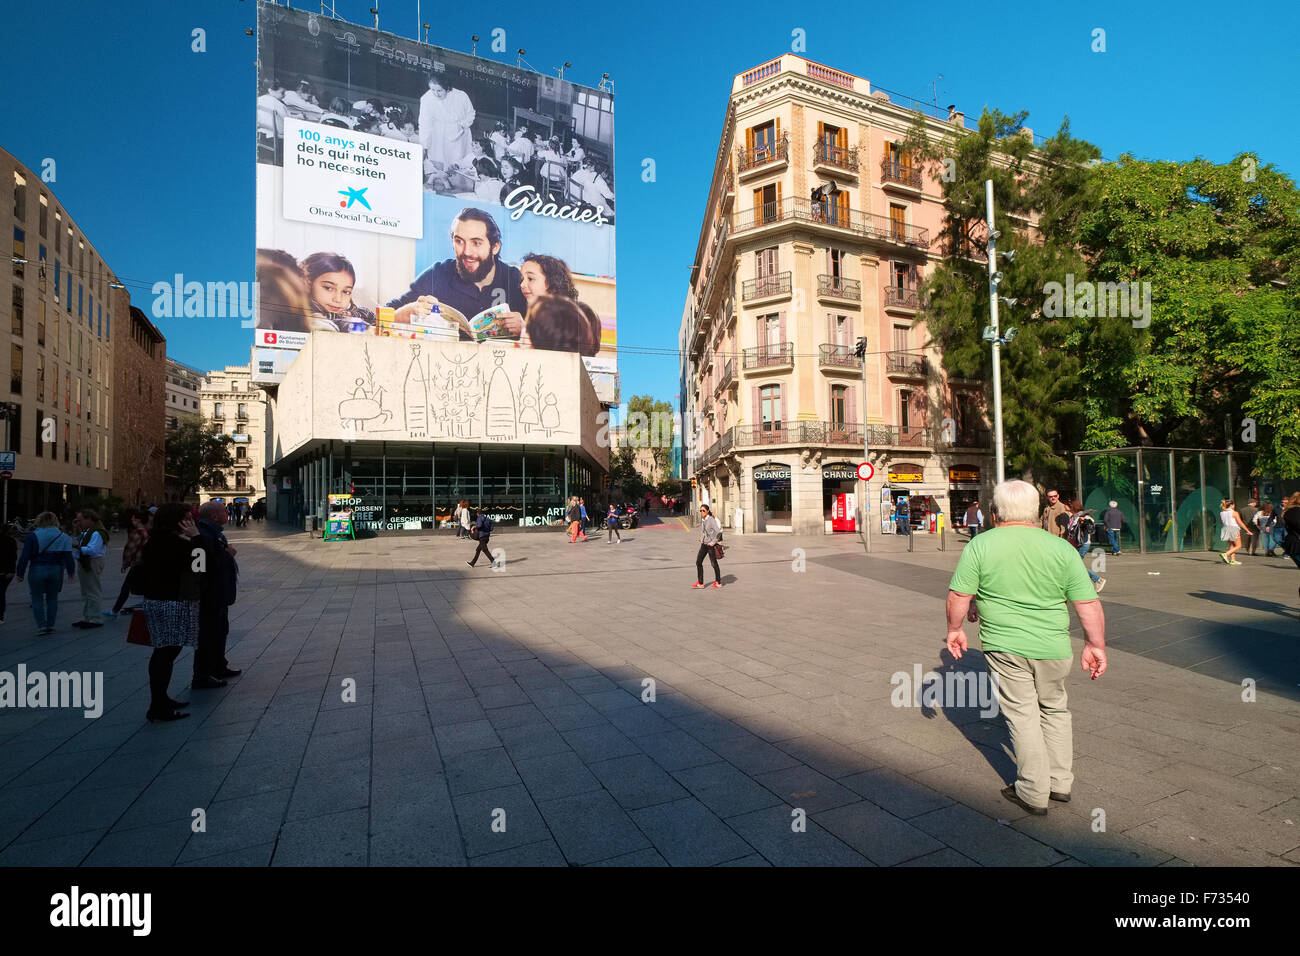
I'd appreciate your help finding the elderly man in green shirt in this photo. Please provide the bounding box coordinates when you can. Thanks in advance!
[945,480,1108,815]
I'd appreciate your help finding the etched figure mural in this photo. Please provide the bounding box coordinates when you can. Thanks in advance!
[324,340,573,443]
[338,345,394,431]
[485,350,517,439]
[404,344,429,436]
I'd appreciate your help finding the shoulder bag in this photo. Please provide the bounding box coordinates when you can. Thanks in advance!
[126,608,151,646]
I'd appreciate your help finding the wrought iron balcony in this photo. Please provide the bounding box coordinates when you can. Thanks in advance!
[951,427,991,447]
[884,286,920,310]
[817,275,861,301]
[813,141,859,173]
[717,357,735,391]
[886,351,929,377]
[881,159,922,189]
[742,343,794,370]
[736,131,789,173]
[733,198,929,248]
[741,272,792,301]
[818,344,861,369]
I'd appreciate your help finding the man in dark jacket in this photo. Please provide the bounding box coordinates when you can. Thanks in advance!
[466,511,495,568]
[193,501,241,688]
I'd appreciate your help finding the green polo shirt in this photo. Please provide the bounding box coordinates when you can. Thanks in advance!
[948,525,1097,659]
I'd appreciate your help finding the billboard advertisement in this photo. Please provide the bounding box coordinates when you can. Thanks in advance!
[253,2,616,384]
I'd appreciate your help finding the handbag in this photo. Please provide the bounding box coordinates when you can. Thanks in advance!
[713,532,725,560]
[126,608,151,646]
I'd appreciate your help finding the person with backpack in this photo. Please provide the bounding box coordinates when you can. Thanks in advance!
[692,504,723,589]
[1066,498,1105,593]
[606,505,622,543]
[466,510,495,567]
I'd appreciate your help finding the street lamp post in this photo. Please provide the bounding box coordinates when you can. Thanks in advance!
[985,180,1005,484]
[855,337,870,553]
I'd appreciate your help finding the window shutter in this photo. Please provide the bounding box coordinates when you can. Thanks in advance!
[847,385,857,424]
[746,127,754,152]
[778,311,786,344]
[775,118,781,144]
[817,121,825,143]
[776,181,783,210]
[837,190,849,222]
[837,127,847,151]
[752,385,761,424]
[826,314,834,344]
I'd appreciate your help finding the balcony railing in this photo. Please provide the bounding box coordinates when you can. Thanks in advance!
[736,132,789,173]
[817,275,861,300]
[818,344,861,369]
[884,286,920,310]
[734,198,929,248]
[717,357,735,391]
[742,272,792,301]
[695,421,934,467]
[886,351,929,377]
[813,141,859,172]
[951,427,991,447]
[742,342,794,369]
[881,160,923,189]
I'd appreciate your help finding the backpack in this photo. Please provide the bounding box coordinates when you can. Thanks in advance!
[476,514,494,536]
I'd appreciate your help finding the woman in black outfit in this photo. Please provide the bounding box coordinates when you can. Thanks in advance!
[1281,493,1300,610]
[136,503,206,722]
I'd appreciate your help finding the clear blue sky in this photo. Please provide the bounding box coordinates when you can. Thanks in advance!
[5,0,1296,408]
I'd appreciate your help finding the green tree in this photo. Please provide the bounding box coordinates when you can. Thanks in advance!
[624,394,676,482]
[166,417,236,500]
[904,110,1099,486]
[1074,155,1300,475]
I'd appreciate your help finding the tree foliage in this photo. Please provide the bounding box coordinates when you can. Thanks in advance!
[906,109,1300,480]
[165,417,236,499]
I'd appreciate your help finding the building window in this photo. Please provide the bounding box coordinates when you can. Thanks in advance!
[35,353,43,399]
[898,388,912,430]
[760,384,782,431]
[753,182,781,226]
[831,384,847,428]
[63,421,69,461]
[236,446,247,460]
[12,227,24,278]
[11,286,22,335]
[889,203,907,240]
[12,170,26,222]
[35,407,43,457]
[37,245,46,292]
[237,402,247,419]
[214,401,224,418]
[828,247,845,280]
[828,313,852,348]
[235,471,246,489]
[39,194,47,237]
[213,423,223,435]
[892,325,909,353]
[137,373,141,396]
[10,345,22,394]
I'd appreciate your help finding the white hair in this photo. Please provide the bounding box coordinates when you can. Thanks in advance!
[992,480,1041,524]
[1108,500,1117,508]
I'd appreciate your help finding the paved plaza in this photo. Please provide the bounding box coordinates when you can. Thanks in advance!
[1,517,1297,867]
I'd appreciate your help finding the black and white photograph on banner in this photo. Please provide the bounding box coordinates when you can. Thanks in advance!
[256,4,615,220]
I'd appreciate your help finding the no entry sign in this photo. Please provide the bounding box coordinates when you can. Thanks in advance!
[856,462,874,482]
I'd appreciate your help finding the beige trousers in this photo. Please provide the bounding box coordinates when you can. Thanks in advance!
[983,650,1074,808]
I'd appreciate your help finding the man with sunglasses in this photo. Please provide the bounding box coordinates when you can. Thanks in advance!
[1041,489,1070,539]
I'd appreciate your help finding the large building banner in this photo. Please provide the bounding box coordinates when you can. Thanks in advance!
[253,2,616,384]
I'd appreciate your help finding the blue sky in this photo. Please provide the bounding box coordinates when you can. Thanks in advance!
[4,0,1296,409]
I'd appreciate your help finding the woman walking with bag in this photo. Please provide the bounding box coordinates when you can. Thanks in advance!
[692,504,723,589]
[14,512,77,635]
[136,503,206,723]
[606,505,622,543]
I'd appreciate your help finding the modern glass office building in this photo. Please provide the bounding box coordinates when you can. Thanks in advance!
[1074,447,1296,554]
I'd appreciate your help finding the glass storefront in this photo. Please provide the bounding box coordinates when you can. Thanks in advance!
[1076,448,1262,554]
[277,441,604,533]
[753,463,792,532]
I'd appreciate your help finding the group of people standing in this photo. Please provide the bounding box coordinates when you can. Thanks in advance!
[2,503,243,723]
[1038,489,1109,594]
[1220,495,1300,571]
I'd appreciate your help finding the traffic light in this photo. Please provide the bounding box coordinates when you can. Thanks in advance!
[854,336,867,359]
